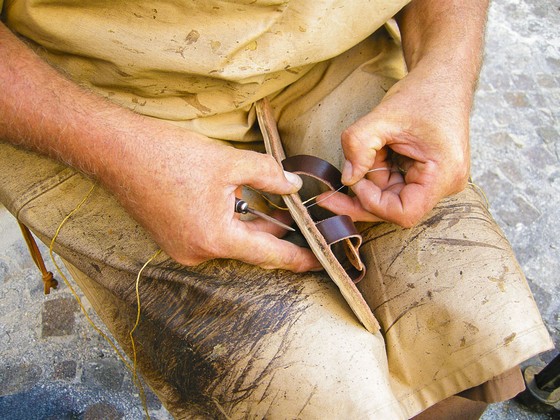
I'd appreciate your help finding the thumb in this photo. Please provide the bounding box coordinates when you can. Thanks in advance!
[232,152,302,195]
[340,115,387,185]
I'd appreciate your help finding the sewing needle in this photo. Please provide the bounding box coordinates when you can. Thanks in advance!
[234,198,295,232]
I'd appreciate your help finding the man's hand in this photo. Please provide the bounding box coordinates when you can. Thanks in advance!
[317,62,470,227]
[105,121,321,272]
[317,0,489,227]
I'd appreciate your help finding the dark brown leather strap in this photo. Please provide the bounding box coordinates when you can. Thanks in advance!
[282,155,347,193]
[18,221,58,294]
[315,215,359,246]
[316,215,364,283]
[281,155,365,283]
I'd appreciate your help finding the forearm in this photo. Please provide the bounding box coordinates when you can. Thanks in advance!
[0,23,182,188]
[397,0,490,105]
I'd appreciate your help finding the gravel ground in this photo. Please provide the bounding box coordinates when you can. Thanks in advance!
[1,0,558,418]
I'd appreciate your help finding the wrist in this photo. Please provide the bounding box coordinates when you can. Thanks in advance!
[411,54,478,107]
[397,1,489,108]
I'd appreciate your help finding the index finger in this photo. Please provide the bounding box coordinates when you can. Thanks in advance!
[351,178,439,227]
[340,118,388,185]
[227,223,321,273]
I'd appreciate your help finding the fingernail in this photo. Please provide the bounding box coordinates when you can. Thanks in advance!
[341,160,353,184]
[284,171,302,189]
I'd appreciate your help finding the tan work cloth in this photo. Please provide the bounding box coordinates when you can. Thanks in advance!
[0,32,554,419]
[0,147,551,418]
[2,0,409,141]
[0,1,554,418]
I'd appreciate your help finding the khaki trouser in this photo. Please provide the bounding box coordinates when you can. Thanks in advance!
[0,30,553,418]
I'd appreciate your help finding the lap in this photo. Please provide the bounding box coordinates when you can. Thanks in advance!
[358,185,551,414]
[0,141,552,418]
[0,143,401,418]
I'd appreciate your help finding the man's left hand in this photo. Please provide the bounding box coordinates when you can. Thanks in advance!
[317,63,471,227]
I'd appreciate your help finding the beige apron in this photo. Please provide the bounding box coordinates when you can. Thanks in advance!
[2,0,408,141]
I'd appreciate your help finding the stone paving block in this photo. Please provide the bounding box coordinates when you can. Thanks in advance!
[41,296,79,337]
[52,360,77,381]
[81,359,125,392]
[0,364,42,397]
[83,402,122,420]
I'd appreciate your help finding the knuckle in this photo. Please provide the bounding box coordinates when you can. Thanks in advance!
[398,205,429,228]
[341,126,361,150]
[244,251,272,270]
[178,231,224,266]
[278,248,308,273]
[251,151,274,167]
[359,193,378,213]
[399,216,419,229]
[232,151,278,179]
[455,175,469,193]
[395,211,420,228]
[282,248,300,271]
[254,244,302,272]
[448,163,470,193]
[255,154,282,180]
[201,233,226,258]
[173,251,207,267]
[261,152,280,167]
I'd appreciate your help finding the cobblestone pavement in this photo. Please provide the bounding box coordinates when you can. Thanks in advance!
[472,0,560,417]
[1,0,558,419]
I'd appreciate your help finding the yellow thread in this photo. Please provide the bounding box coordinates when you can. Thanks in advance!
[48,184,133,368]
[367,167,392,173]
[247,167,395,211]
[304,185,346,209]
[245,185,289,210]
[130,248,162,419]
[47,182,155,418]
[245,184,327,210]
[307,168,394,208]
[468,180,490,209]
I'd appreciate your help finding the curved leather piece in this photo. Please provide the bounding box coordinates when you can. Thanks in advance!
[282,155,348,194]
[315,215,360,246]
[316,215,365,283]
[281,155,365,283]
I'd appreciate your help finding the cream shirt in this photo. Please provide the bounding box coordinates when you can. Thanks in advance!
[2,0,409,140]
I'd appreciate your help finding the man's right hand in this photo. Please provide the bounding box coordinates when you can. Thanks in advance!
[102,120,321,272]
